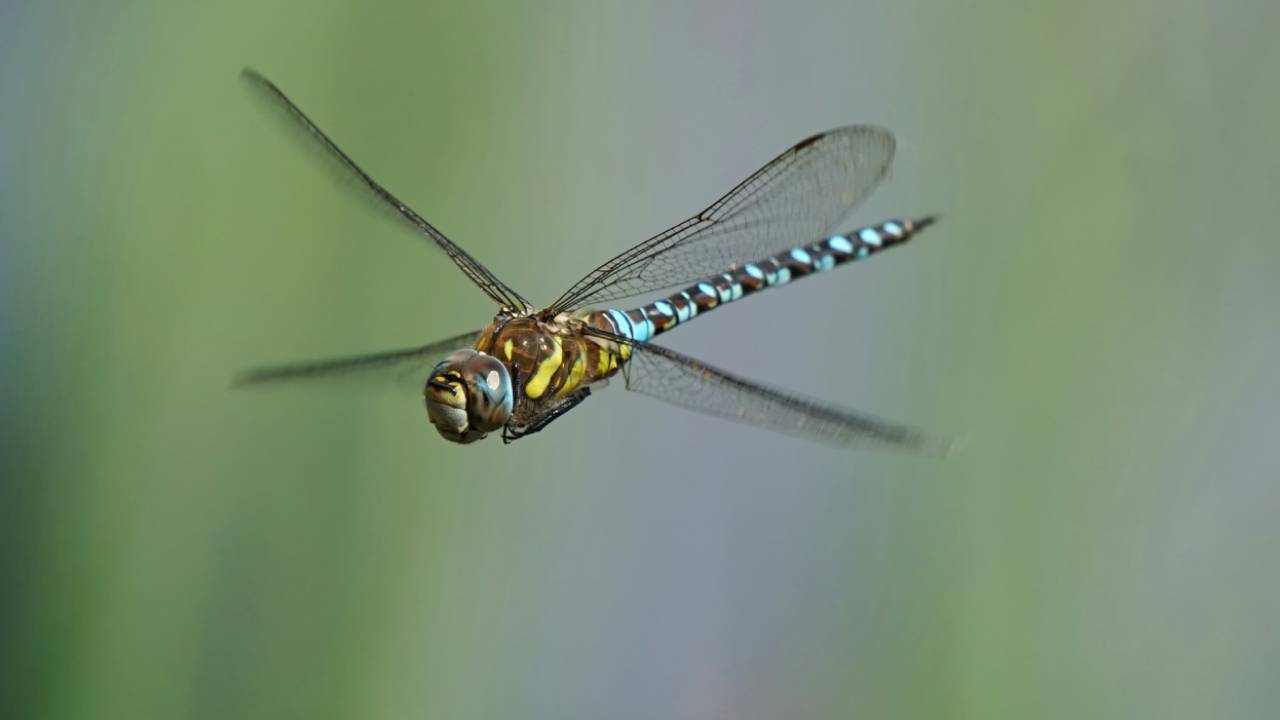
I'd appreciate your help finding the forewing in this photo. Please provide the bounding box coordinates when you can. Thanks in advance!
[242,68,530,311]
[551,126,895,312]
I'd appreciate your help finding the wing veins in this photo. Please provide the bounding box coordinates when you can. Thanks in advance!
[242,68,530,311]
[579,326,941,453]
[550,126,895,312]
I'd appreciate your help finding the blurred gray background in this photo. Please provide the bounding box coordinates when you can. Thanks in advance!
[2,1,1277,718]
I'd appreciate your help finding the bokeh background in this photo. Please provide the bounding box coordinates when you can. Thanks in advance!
[3,1,1278,718]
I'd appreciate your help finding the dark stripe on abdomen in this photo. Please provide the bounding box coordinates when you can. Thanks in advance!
[602,217,935,342]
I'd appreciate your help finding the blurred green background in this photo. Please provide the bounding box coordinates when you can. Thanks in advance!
[3,1,1278,718]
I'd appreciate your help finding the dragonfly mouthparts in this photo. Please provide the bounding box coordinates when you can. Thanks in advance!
[427,378,456,393]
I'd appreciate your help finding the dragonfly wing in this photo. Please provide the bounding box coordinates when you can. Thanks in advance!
[550,126,895,312]
[234,329,482,392]
[242,68,531,311]
[617,338,943,454]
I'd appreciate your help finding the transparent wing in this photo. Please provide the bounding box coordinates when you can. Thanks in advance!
[550,126,895,312]
[578,327,942,453]
[242,68,531,311]
[234,329,481,392]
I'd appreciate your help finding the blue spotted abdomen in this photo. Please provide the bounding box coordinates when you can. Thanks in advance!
[602,217,935,342]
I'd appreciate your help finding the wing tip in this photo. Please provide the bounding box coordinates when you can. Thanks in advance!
[904,430,951,458]
[230,368,275,389]
[871,422,950,457]
[794,130,828,151]
[240,66,268,87]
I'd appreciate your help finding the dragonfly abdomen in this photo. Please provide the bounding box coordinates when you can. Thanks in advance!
[603,216,934,343]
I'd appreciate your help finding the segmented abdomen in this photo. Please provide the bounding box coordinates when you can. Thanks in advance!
[600,217,934,342]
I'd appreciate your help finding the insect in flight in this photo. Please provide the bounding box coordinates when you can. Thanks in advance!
[238,68,941,451]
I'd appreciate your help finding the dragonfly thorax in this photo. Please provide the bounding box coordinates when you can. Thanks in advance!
[425,349,513,444]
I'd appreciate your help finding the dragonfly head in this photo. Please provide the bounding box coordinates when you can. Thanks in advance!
[425,349,513,444]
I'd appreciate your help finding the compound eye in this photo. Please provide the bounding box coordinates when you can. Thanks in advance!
[463,355,512,432]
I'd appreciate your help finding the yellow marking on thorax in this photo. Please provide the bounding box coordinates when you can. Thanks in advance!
[503,338,514,361]
[523,336,563,399]
[559,346,587,396]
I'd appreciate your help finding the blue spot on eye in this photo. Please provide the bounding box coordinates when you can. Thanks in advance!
[828,235,853,254]
[856,247,870,259]
[729,283,743,301]
[884,221,903,236]
[790,248,813,265]
[745,264,765,281]
[653,300,674,317]
[859,228,883,247]
[815,255,835,272]
[776,267,792,284]
[716,281,733,303]
[697,282,716,298]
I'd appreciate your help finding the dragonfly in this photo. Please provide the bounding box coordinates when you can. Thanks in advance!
[238,68,942,452]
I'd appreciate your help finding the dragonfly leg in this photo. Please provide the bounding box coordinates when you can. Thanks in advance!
[502,388,592,444]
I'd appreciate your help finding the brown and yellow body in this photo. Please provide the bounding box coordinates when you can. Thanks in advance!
[473,311,629,405]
